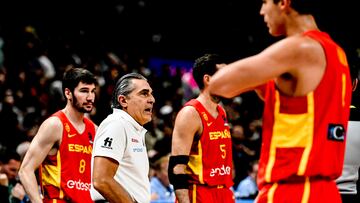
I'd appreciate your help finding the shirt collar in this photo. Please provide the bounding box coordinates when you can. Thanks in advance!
[113,108,147,133]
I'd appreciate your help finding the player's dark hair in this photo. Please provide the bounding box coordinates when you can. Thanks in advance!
[272,0,320,15]
[62,67,97,96]
[193,53,224,90]
[111,72,147,109]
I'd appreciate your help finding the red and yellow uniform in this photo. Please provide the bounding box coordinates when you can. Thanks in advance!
[40,111,95,203]
[185,99,234,203]
[257,30,352,203]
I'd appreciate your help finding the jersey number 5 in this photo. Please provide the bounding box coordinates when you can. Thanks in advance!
[220,144,226,159]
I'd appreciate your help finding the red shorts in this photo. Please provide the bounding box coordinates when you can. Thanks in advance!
[177,184,235,203]
[256,178,341,203]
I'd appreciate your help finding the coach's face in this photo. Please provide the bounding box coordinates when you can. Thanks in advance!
[120,79,155,125]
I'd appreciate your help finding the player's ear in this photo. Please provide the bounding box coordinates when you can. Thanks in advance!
[64,88,72,99]
[279,0,292,13]
[204,74,210,83]
[279,0,290,9]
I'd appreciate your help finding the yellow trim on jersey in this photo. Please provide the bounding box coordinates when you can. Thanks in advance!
[267,183,278,203]
[265,91,314,181]
[42,164,59,187]
[298,94,314,175]
[301,177,310,203]
[337,46,348,67]
[193,184,197,203]
[57,152,64,198]
[337,46,348,108]
[342,74,346,107]
[42,152,64,199]
[188,141,204,184]
[42,152,61,187]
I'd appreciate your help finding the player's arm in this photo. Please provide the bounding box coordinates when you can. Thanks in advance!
[92,156,133,202]
[209,36,318,98]
[170,106,201,203]
[18,117,62,203]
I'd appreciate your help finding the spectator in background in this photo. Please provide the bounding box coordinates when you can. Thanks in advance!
[0,36,4,67]
[231,122,257,187]
[0,170,9,203]
[19,67,98,203]
[0,152,11,203]
[0,150,27,203]
[0,89,25,151]
[233,160,259,201]
[0,67,7,97]
[150,154,175,203]
[151,119,173,161]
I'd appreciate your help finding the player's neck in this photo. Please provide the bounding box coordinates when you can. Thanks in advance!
[62,106,84,125]
[286,14,319,36]
[197,93,219,116]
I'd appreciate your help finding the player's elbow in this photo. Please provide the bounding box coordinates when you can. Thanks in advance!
[18,166,31,182]
[18,169,25,181]
[92,176,109,192]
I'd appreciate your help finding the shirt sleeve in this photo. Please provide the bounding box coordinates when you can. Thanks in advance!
[92,119,126,163]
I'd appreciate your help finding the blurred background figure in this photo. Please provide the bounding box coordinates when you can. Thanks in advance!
[150,154,175,203]
[231,121,257,188]
[233,160,259,203]
[0,150,28,203]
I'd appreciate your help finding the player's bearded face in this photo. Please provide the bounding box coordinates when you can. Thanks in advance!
[71,93,93,113]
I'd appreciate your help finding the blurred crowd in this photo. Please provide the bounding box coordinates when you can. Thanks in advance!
[0,25,263,202]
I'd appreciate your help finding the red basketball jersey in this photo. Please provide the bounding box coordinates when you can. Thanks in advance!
[40,111,95,203]
[185,99,233,188]
[258,30,352,189]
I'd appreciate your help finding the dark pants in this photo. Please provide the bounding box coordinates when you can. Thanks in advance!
[340,193,359,203]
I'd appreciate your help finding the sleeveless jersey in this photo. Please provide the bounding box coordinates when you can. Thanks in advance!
[40,111,96,203]
[185,99,233,188]
[257,30,352,188]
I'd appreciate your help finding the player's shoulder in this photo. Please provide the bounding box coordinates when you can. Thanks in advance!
[42,116,63,129]
[174,105,200,124]
[277,34,320,51]
[178,105,198,116]
[271,35,324,66]
[34,116,63,142]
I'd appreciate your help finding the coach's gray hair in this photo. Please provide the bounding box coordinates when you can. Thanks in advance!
[111,72,147,109]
